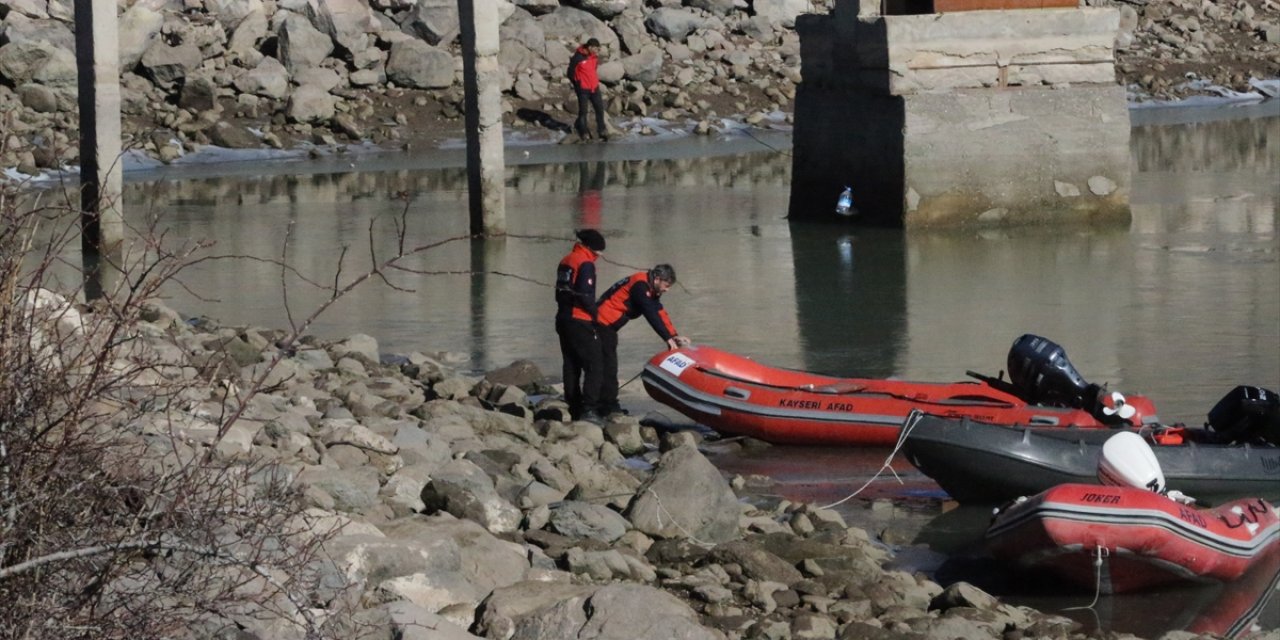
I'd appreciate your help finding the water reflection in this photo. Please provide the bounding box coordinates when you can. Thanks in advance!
[790,225,907,378]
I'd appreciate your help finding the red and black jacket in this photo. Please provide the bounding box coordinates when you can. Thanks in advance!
[595,271,677,341]
[568,46,600,92]
[555,243,600,323]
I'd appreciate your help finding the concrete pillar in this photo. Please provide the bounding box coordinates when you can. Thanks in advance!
[789,4,1131,228]
[75,0,125,300]
[459,0,506,236]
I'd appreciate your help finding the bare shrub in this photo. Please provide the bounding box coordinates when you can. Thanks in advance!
[0,182,349,639]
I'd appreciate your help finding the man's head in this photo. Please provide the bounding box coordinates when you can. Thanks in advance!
[585,37,600,52]
[649,264,676,295]
[575,229,605,252]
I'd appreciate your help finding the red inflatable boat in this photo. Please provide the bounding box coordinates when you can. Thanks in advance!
[640,340,1158,446]
[986,483,1280,593]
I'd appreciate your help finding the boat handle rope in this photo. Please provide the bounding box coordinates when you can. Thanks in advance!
[814,410,925,510]
[1063,544,1110,613]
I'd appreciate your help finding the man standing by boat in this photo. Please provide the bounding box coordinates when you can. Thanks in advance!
[556,229,607,423]
[595,264,690,417]
[567,38,608,142]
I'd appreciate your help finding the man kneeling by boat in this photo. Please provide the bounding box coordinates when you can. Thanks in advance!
[595,264,690,418]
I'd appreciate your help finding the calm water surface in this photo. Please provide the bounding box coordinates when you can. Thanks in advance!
[44,103,1280,637]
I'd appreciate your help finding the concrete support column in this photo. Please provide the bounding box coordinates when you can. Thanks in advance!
[75,0,124,300]
[459,0,506,236]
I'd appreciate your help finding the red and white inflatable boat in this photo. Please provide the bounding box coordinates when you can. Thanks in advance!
[986,484,1280,593]
[641,339,1157,446]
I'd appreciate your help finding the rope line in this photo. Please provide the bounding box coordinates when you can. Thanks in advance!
[1063,544,1109,612]
[648,487,716,548]
[815,410,923,510]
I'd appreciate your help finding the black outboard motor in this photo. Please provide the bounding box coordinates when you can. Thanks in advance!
[1207,386,1280,445]
[1006,334,1104,412]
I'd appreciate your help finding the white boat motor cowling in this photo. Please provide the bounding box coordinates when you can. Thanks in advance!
[1097,431,1166,494]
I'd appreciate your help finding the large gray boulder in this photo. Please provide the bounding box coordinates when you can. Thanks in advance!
[537,7,619,52]
[561,0,632,20]
[753,0,810,27]
[620,45,664,84]
[687,0,735,15]
[207,0,266,30]
[0,41,75,86]
[401,0,460,46]
[477,582,720,640]
[644,8,706,43]
[611,10,656,54]
[420,458,522,534]
[227,9,270,60]
[382,515,530,593]
[370,601,483,640]
[499,7,548,65]
[473,580,595,639]
[4,0,48,19]
[235,55,291,99]
[708,540,804,585]
[2,12,76,50]
[386,39,455,89]
[119,5,165,69]
[511,0,560,15]
[304,0,375,54]
[625,444,740,544]
[288,82,340,122]
[139,41,204,91]
[548,500,630,542]
[326,532,462,587]
[298,465,381,511]
[578,584,721,640]
[277,14,334,74]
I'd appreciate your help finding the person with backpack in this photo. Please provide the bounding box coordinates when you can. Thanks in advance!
[567,38,608,142]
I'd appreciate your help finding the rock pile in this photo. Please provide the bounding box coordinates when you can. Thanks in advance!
[0,0,807,174]
[0,0,1275,174]
[22,287,1163,640]
[1096,0,1280,101]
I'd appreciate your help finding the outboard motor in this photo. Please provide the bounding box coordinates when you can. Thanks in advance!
[1207,386,1280,445]
[1098,431,1195,504]
[1098,431,1165,494]
[1007,335,1101,409]
[1006,334,1143,425]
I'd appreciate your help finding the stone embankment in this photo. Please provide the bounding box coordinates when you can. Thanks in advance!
[1,0,1277,175]
[21,288,1243,640]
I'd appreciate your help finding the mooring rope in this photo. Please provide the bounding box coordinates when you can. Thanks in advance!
[1063,544,1109,612]
[815,410,924,510]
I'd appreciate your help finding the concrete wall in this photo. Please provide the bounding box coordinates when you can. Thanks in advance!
[902,85,1131,227]
[789,0,1132,228]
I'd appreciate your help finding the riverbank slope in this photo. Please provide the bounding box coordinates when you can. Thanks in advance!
[0,0,1276,175]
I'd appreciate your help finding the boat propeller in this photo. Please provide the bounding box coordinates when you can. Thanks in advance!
[1099,390,1138,421]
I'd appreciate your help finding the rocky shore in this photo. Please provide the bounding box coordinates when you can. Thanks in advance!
[1,0,1277,176]
[12,288,1258,640]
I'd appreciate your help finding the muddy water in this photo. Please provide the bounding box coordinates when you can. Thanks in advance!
[47,103,1280,637]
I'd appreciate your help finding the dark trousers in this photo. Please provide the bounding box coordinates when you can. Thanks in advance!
[597,325,620,413]
[557,318,602,418]
[575,88,606,138]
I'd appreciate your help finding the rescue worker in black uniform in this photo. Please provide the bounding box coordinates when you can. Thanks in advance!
[594,264,691,417]
[555,229,607,422]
